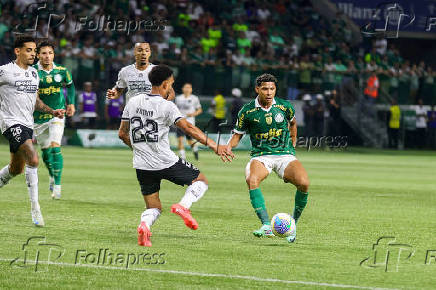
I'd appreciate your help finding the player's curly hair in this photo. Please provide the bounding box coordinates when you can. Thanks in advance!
[37,41,55,53]
[149,64,173,86]
[255,73,278,87]
[14,35,36,48]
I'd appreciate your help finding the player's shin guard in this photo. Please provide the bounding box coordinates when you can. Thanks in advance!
[0,165,15,187]
[293,190,308,223]
[25,166,39,207]
[141,208,161,228]
[249,188,270,225]
[51,147,63,185]
[179,181,208,209]
[41,148,54,177]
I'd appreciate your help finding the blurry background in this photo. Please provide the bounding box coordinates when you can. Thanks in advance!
[0,0,435,149]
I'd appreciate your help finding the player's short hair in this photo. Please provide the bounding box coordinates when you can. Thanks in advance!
[134,42,150,48]
[37,41,55,53]
[255,73,278,87]
[149,65,173,86]
[14,35,36,48]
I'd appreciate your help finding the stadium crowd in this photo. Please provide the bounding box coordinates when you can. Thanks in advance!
[0,0,435,147]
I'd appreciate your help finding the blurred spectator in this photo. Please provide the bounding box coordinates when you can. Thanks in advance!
[230,88,244,127]
[314,94,325,136]
[427,105,436,147]
[363,70,379,118]
[328,90,341,137]
[387,99,401,149]
[209,90,227,133]
[415,99,427,148]
[302,94,314,136]
[78,38,97,87]
[374,36,387,55]
[105,95,124,130]
[79,82,98,129]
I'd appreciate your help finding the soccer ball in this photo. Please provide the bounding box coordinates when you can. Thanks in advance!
[271,213,296,237]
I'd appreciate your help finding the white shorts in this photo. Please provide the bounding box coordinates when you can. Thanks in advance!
[34,117,65,149]
[245,154,297,180]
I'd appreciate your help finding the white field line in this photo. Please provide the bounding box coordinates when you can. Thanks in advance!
[0,258,397,290]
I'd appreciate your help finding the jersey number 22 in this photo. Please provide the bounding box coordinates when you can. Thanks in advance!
[131,117,158,143]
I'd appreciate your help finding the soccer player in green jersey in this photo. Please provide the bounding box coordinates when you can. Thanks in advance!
[33,41,76,199]
[219,74,310,243]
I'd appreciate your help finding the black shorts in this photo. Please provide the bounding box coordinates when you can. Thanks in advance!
[2,124,33,153]
[136,158,200,195]
[176,128,192,140]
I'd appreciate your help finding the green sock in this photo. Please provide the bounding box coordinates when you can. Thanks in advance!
[41,148,54,177]
[293,190,308,223]
[51,147,63,185]
[249,188,270,225]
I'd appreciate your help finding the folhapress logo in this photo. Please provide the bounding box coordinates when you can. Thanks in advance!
[10,236,65,272]
[360,236,415,272]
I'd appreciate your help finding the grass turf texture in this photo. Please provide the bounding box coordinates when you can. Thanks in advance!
[0,145,435,289]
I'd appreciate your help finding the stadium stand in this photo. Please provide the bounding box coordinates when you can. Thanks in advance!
[0,0,435,148]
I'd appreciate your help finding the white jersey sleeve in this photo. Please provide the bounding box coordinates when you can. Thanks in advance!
[115,68,127,89]
[165,101,184,126]
[121,98,133,120]
[193,95,202,110]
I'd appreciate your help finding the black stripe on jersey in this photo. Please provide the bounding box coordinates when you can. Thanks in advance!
[121,117,129,121]
[174,117,183,124]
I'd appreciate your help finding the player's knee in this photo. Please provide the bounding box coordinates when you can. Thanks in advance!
[246,175,260,188]
[296,177,310,192]
[194,173,208,185]
[27,154,39,167]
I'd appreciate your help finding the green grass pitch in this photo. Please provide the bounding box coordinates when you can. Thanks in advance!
[0,145,435,289]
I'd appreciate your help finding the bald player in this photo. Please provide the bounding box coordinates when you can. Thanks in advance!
[106,42,155,104]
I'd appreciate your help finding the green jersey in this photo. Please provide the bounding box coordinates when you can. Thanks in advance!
[33,62,74,124]
[234,97,296,157]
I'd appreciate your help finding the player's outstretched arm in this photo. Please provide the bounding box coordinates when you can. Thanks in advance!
[217,133,242,162]
[289,118,297,148]
[176,118,216,150]
[35,94,65,118]
[118,120,132,149]
[176,118,234,161]
[66,82,76,116]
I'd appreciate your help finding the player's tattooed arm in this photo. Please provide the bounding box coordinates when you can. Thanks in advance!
[35,94,66,118]
[175,118,231,160]
[118,120,132,149]
[289,118,297,148]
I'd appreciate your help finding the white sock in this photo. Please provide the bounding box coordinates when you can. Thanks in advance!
[141,208,161,228]
[25,166,39,209]
[179,149,186,159]
[192,144,198,153]
[0,165,14,185]
[53,184,61,195]
[179,181,208,209]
